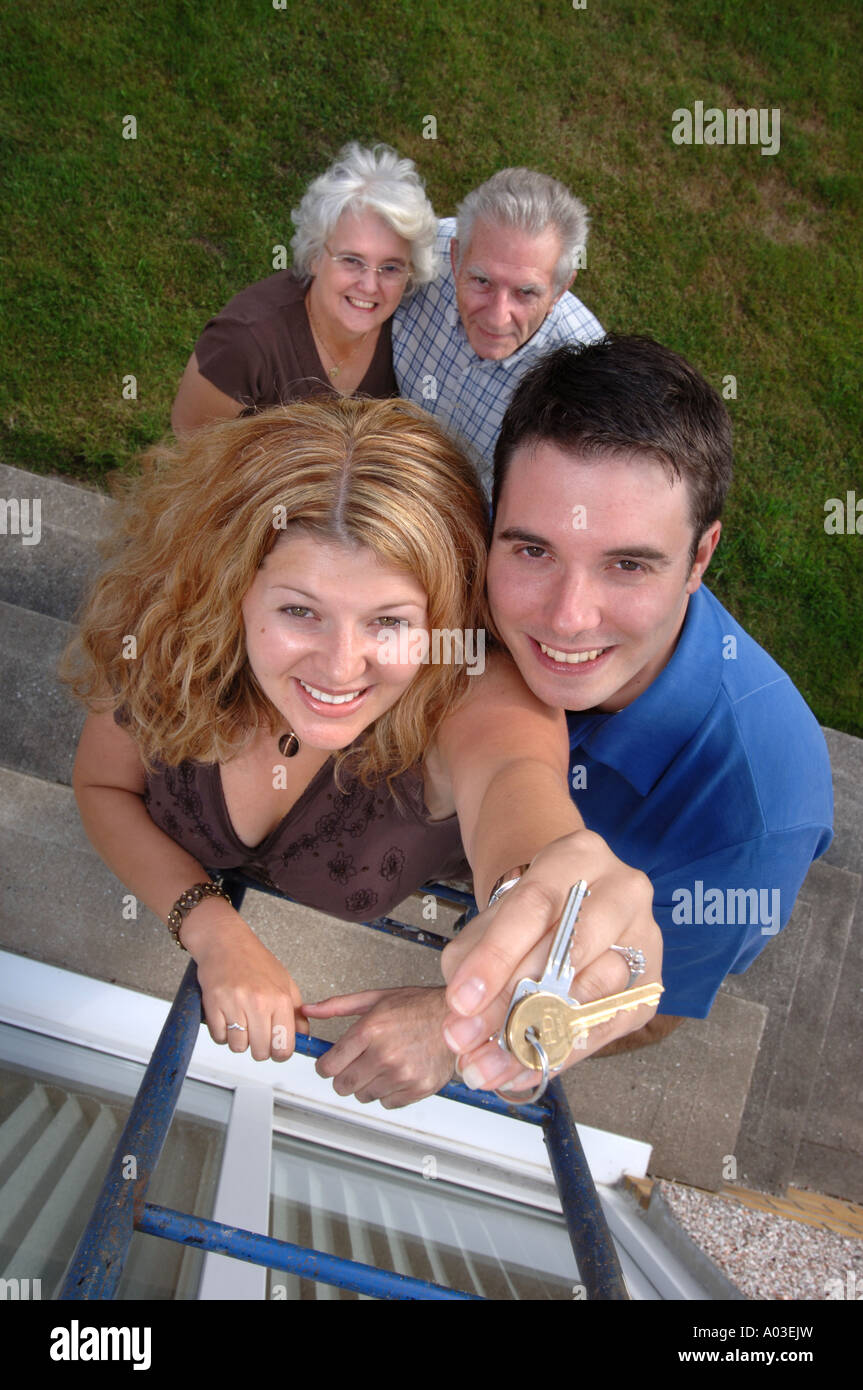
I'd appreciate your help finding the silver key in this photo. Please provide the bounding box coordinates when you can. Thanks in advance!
[500,880,589,1045]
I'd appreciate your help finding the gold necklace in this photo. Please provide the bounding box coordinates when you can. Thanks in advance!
[306,296,371,379]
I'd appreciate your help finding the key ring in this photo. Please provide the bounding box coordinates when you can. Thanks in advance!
[494,1026,551,1106]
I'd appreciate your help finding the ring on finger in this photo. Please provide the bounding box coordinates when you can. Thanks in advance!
[609,944,647,990]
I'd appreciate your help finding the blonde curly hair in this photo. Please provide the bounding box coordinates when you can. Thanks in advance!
[62,398,490,789]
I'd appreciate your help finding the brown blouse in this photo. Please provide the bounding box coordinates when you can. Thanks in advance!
[194,271,397,408]
[144,756,469,924]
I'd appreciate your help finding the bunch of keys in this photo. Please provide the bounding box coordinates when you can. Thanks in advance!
[497,881,664,1104]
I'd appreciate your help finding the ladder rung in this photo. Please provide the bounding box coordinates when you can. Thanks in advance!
[138,1202,483,1301]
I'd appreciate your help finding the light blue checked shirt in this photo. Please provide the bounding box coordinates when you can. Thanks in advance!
[392,219,605,493]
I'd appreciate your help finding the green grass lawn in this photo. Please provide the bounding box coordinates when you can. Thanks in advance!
[1,0,860,733]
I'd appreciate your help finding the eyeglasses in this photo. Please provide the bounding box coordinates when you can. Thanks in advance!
[323,246,411,286]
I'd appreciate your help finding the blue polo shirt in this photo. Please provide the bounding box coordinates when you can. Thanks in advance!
[566,586,833,1018]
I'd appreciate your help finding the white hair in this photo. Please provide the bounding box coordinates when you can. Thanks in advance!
[455,168,590,292]
[290,143,439,291]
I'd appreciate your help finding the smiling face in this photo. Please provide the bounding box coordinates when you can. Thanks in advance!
[487,442,721,713]
[308,207,412,340]
[242,531,428,750]
[451,218,570,360]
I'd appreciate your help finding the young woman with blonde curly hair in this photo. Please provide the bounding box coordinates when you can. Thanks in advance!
[64,396,660,1108]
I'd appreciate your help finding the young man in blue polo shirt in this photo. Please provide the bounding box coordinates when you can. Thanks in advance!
[442,335,833,1085]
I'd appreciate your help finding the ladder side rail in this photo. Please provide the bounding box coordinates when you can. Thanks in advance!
[56,959,203,1300]
[542,1080,630,1301]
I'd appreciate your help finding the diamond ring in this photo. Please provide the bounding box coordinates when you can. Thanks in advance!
[609,944,647,990]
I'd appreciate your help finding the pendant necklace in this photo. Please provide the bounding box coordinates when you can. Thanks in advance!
[306,297,370,380]
[278,731,300,758]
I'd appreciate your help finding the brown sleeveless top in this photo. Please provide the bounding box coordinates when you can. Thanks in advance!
[144,757,469,923]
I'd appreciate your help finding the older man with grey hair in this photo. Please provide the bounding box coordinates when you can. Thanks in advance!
[392,168,604,491]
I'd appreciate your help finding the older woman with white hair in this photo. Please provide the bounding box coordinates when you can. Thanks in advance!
[171,143,438,433]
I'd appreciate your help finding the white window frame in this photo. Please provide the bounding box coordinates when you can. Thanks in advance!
[0,950,704,1301]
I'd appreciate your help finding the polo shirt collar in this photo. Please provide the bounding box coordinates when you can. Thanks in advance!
[566,586,724,797]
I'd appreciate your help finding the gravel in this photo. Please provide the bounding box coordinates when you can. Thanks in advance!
[657,1180,863,1301]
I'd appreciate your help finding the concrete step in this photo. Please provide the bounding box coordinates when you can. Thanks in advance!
[0,463,112,622]
[0,600,84,784]
[790,845,863,1202]
[723,856,862,1201]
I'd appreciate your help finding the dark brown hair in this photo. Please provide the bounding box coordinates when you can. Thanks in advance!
[493,335,733,566]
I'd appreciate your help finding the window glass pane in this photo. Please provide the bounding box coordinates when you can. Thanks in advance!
[268,1133,578,1300]
[0,1023,230,1300]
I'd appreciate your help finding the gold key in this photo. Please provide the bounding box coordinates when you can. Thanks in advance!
[504,981,664,1070]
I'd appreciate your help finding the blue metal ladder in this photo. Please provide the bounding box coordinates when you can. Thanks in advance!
[59,875,629,1301]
